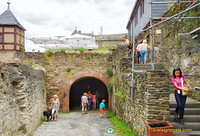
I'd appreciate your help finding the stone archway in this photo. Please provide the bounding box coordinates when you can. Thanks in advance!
[61,71,110,111]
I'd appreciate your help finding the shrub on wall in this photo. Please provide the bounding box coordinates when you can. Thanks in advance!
[107,65,113,78]
[108,83,113,93]
[77,47,85,52]
[115,86,125,103]
[20,44,25,52]
[66,67,72,72]
[46,49,54,57]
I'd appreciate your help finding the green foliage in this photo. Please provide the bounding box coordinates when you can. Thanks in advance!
[164,29,171,38]
[171,5,176,13]
[108,83,113,93]
[32,64,37,69]
[175,33,181,46]
[107,65,113,78]
[160,64,165,70]
[85,54,90,59]
[115,87,125,103]
[108,112,137,136]
[66,67,71,72]
[110,77,117,86]
[58,111,70,114]
[40,117,46,125]
[134,75,138,82]
[77,47,85,52]
[20,44,25,52]
[46,49,54,57]
[60,49,66,53]
[182,11,199,32]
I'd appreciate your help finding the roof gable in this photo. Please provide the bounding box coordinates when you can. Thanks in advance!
[0,9,26,30]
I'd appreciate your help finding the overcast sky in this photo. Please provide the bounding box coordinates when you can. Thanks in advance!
[0,0,136,37]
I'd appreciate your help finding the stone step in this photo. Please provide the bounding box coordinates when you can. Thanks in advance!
[170,108,200,115]
[170,102,200,108]
[170,122,200,131]
[170,115,200,122]
[173,131,200,136]
[133,64,162,70]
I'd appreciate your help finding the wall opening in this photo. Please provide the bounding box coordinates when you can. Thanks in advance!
[69,77,108,111]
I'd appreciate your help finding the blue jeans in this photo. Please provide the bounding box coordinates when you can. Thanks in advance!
[88,99,92,110]
[137,51,141,64]
[128,52,131,57]
[141,50,147,63]
[174,91,187,119]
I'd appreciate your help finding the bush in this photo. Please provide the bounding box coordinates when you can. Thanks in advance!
[115,87,125,102]
[20,44,25,52]
[108,83,113,93]
[66,67,71,72]
[85,54,90,59]
[107,66,113,78]
[46,49,54,57]
[77,47,85,52]
[60,49,66,53]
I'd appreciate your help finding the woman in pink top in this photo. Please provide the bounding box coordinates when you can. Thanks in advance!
[171,68,192,125]
[92,93,96,109]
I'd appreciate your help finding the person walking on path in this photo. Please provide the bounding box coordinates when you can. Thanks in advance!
[81,93,88,114]
[87,91,92,110]
[141,39,148,64]
[92,93,97,109]
[136,41,143,64]
[50,95,60,121]
[171,68,192,125]
[99,99,106,118]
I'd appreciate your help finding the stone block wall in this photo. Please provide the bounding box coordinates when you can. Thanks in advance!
[95,33,127,47]
[112,47,170,135]
[0,63,46,136]
[16,52,111,111]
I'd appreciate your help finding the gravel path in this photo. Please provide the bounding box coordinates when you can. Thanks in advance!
[33,111,115,136]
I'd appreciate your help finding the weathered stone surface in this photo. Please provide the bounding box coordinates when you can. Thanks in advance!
[16,52,111,111]
[0,63,46,136]
[112,47,170,136]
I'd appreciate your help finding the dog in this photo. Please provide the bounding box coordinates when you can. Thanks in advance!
[43,109,52,122]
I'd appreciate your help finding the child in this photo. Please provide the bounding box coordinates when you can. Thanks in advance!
[99,99,106,118]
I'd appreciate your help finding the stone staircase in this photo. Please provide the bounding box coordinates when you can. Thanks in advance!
[169,93,200,136]
[134,64,162,70]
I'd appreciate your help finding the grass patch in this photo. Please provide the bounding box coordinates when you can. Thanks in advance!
[108,112,137,136]
[93,45,115,51]
[40,117,46,125]
[58,111,70,114]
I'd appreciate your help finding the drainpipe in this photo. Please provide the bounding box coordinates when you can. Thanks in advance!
[131,34,135,99]
[150,0,154,70]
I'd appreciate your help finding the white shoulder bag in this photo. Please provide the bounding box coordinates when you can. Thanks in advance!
[181,77,190,96]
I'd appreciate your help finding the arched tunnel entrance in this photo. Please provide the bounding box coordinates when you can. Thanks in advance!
[70,77,108,111]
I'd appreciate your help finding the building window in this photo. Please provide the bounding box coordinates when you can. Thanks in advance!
[0,35,2,43]
[135,11,138,26]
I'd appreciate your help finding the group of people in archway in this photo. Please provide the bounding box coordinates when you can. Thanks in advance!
[81,91,96,113]
[81,91,106,117]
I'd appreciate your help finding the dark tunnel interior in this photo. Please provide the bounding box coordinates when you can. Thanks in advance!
[69,77,108,111]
